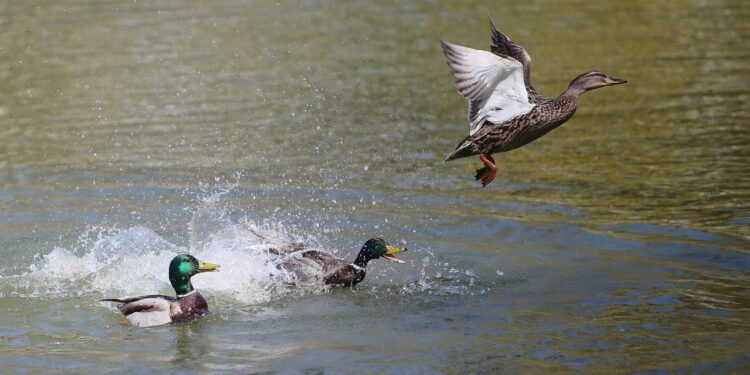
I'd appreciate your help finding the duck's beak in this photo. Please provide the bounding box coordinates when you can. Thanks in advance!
[197,260,220,272]
[382,246,407,264]
[604,76,627,86]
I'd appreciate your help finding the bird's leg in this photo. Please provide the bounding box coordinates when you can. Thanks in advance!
[475,153,497,187]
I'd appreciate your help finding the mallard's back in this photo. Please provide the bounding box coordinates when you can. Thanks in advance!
[446,95,578,160]
[278,249,350,286]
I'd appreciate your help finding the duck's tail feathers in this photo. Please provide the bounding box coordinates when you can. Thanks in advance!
[443,139,476,163]
[443,151,460,163]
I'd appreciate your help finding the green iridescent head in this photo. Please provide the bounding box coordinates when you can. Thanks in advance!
[168,254,220,296]
[353,238,407,267]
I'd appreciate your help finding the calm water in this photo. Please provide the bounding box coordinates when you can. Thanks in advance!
[2,0,749,373]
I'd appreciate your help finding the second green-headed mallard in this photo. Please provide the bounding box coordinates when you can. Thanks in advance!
[101,254,220,327]
[442,15,627,187]
[246,226,406,287]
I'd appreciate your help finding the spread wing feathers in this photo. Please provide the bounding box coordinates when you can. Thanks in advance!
[487,12,538,100]
[243,223,308,254]
[102,295,175,327]
[488,13,531,68]
[441,41,534,135]
[300,249,343,267]
[281,250,348,285]
[279,249,349,285]
[283,249,347,275]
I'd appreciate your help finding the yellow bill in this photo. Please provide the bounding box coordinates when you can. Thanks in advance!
[197,260,220,272]
[382,246,407,264]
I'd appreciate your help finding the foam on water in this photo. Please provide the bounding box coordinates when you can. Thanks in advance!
[0,188,483,303]
[0,224,289,304]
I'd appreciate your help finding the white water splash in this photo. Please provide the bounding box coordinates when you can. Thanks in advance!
[0,186,482,303]
[3,224,287,304]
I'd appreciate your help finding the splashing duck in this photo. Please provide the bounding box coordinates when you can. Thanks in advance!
[101,254,220,327]
[246,226,406,287]
[442,14,627,187]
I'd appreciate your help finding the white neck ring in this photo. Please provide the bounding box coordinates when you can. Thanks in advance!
[177,290,197,298]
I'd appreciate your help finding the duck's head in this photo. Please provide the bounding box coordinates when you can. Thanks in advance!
[168,254,220,296]
[568,70,627,94]
[353,238,407,267]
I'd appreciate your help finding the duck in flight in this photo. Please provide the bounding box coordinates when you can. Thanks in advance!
[442,14,627,187]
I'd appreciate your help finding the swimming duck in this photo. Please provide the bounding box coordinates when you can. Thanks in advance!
[442,15,627,187]
[246,226,406,287]
[101,254,220,327]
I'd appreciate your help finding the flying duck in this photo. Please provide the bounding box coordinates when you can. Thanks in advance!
[442,14,627,186]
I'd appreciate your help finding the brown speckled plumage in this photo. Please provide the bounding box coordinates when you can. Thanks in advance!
[445,95,578,161]
[245,226,403,288]
[443,16,627,186]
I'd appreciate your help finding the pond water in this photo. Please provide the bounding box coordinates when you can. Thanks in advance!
[1,1,749,373]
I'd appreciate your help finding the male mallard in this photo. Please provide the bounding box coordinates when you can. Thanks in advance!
[101,254,220,327]
[246,226,406,287]
[442,14,627,187]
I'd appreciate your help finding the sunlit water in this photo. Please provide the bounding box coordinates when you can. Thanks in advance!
[1,1,749,373]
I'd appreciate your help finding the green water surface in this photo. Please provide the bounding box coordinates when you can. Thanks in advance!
[1,1,749,373]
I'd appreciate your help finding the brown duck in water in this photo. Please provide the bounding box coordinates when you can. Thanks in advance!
[246,226,406,287]
[442,15,627,187]
[101,254,220,327]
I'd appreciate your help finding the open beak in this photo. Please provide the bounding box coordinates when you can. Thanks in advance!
[382,246,407,264]
[197,260,220,272]
[605,77,627,86]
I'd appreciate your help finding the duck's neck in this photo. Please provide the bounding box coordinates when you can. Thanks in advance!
[170,275,194,296]
[352,253,371,268]
[555,89,581,114]
[561,86,586,98]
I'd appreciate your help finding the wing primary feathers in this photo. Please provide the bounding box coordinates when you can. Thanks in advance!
[488,11,511,56]
[485,12,538,99]
[440,40,534,135]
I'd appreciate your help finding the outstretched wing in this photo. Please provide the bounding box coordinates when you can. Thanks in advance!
[242,223,307,254]
[102,295,175,327]
[488,13,538,99]
[278,249,349,286]
[441,41,534,135]
[301,249,350,276]
[488,13,531,70]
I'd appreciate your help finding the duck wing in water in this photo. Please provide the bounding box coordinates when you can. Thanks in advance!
[278,249,350,286]
[243,224,307,255]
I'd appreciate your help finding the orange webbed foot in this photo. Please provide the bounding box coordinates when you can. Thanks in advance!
[475,153,497,187]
